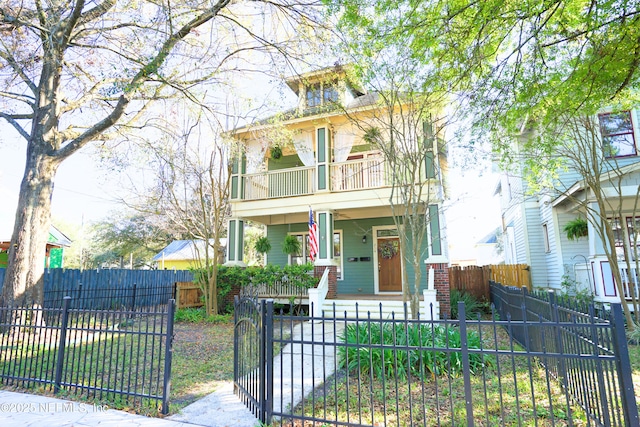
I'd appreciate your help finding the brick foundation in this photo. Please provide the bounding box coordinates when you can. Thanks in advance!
[314,265,337,299]
[427,263,450,318]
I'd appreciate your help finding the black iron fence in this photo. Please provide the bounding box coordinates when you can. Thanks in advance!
[0,268,192,309]
[490,282,638,427]
[234,286,638,426]
[0,294,176,414]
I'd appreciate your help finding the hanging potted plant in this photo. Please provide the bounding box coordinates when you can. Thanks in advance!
[254,236,272,255]
[271,144,282,160]
[564,217,588,240]
[282,235,301,255]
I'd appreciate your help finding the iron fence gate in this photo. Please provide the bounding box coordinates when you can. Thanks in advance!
[233,293,273,422]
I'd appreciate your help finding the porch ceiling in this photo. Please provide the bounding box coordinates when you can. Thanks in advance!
[242,205,395,226]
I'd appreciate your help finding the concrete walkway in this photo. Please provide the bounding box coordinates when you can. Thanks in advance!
[271,320,342,416]
[0,321,341,427]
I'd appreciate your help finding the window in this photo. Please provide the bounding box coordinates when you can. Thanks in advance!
[608,218,625,259]
[626,217,640,260]
[289,233,311,265]
[305,81,339,108]
[333,231,343,280]
[323,85,339,104]
[542,223,550,253]
[306,85,321,108]
[598,111,637,157]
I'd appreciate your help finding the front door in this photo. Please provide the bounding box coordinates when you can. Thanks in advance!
[377,237,402,292]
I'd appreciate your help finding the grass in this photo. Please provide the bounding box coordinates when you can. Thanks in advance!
[629,341,640,406]
[169,319,235,413]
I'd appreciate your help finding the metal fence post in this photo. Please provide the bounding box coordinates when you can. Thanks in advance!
[610,304,640,426]
[131,283,137,312]
[54,296,71,394]
[161,298,176,415]
[458,302,474,426]
[262,299,274,425]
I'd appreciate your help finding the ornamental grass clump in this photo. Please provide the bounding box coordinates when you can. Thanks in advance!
[338,322,491,380]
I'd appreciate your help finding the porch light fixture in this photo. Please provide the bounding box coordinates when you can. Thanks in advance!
[362,235,367,244]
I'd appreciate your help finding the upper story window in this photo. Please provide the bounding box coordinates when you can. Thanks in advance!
[306,81,339,108]
[598,111,637,157]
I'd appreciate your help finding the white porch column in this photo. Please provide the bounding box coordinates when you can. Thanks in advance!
[225,218,246,266]
[315,127,331,192]
[314,210,335,266]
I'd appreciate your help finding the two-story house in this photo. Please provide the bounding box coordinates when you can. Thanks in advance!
[225,66,450,319]
[496,109,640,308]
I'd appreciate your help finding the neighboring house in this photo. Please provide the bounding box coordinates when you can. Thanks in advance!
[496,109,640,306]
[153,239,227,270]
[225,66,450,318]
[0,224,72,269]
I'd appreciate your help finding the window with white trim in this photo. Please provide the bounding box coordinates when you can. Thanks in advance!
[542,223,550,253]
[333,231,343,280]
[599,111,637,157]
[288,233,311,265]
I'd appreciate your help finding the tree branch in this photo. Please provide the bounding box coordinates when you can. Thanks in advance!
[54,0,232,161]
[0,47,38,95]
[0,112,31,140]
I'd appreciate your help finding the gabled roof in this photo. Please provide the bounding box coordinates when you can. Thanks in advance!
[48,225,72,247]
[552,160,640,207]
[477,229,499,245]
[152,239,227,261]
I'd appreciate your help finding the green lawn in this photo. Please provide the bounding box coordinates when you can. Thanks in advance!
[629,342,640,405]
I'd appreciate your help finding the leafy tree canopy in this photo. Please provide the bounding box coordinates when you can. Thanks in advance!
[330,0,640,152]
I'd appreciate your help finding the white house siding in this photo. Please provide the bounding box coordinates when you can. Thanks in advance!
[539,198,561,289]
[523,200,549,288]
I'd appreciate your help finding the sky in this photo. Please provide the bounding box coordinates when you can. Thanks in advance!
[0,127,123,239]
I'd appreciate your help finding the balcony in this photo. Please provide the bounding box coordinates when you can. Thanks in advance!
[241,157,389,201]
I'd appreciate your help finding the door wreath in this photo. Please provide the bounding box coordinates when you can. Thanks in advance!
[378,240,399,259]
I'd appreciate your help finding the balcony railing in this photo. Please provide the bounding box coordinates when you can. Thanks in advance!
[241,158,393,201]
[244,166,315,200]
[620,264,639,299]
[330,157,389,191]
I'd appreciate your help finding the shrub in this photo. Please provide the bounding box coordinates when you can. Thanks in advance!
[174,307,206,323]
[450,289,485,319]
[338,322,491,380]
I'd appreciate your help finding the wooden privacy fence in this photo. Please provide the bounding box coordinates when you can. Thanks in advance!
[449,264,531,301]
[175,282,204,309]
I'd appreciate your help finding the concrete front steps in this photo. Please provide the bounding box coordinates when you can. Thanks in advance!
[319,297,439,320]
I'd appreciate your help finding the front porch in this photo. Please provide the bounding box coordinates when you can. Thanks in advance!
[254,267,441,320]
[574,258,639,306]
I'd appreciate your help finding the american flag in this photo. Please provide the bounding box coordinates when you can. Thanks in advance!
[308,207,319,262]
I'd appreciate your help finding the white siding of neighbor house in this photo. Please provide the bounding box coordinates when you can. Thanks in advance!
[538,198,561,289]
[523,199,549,288]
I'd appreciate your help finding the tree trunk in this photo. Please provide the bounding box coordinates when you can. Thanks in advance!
[1,150,58,307]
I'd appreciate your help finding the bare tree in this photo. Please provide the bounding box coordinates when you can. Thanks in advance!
[348,63,449,319]
[0,0,327,306]
[133,112,232,314]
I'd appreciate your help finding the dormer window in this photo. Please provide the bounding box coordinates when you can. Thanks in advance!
[306,81,339,108]
[599,111,637,157]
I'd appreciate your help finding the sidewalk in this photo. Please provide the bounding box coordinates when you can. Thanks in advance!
[0,389,196,427]
[0,385,260,427]
[0,321,340,427]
